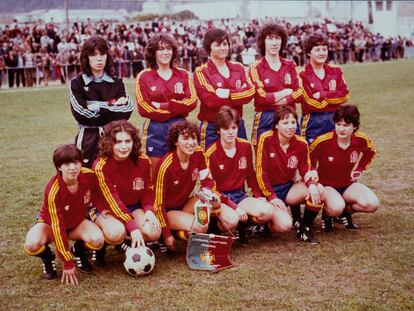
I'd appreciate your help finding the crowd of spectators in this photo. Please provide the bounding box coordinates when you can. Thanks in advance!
[0,17,412,89]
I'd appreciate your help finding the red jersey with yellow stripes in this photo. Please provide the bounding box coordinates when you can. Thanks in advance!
[249,57,301,111]
[135,67,197,122]
[299,63,350,114]
[194,59,255,122]
[93,155,154,212]
[309,131,376,188]
[256,131,310,201]
[38,168,109,269]
[206,138,262,197]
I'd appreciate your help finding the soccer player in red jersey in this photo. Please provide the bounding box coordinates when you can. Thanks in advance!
[24,145,106,285]
[91,120,161,265]
[154,120,239,252]
[70,36,133,168]
[249,23,302,147]
[206,106,292,242]
[256,106,323,244]
[299,34,350,144]
[194,28,255,150]
[309,105,379,231]
[135,34,197,172]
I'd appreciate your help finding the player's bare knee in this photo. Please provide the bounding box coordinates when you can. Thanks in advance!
[24,241,43,254]
[142,227,161,242]
[193,224,208,234]
[276,215,293,232]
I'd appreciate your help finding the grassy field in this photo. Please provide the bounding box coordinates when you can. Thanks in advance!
[0,59,413,310]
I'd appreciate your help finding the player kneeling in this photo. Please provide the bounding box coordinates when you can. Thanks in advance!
[24,145,107,285]
[154,120,239,252]
[206,106,286,243]
[256,107,323,244]
[309,105,379,232]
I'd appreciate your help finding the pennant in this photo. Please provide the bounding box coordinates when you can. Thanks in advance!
[194,200,210,227]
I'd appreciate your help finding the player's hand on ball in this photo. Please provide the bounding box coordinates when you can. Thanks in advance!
[236,206,248,222]
[130,229,145,248]
[307,183,321,206]
[270,198,288,212]
[164,236,176,251]
[61,267,78,286]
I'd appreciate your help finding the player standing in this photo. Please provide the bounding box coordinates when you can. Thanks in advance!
[135,33,197,172]
[194,28,255,150]
[69,36,133,167]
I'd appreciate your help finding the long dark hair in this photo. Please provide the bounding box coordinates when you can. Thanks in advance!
[80,35,114,76]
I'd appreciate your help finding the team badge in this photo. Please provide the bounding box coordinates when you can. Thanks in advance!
[350,151,359,163]
[235,79,242,89]
[264,78,270,84]
[239,156,247,169]
[329,79,337,91]
[133,177,144,191]
[83,190,91,204]
[174,180,179,185]
[287,155,298,169]
[217,82,222,87]
[328,156,334,162]
[270,152,275,158]
[150,86,156,91]
[200,250,215,265]
[219,164,224,170]
[64,205,70,211]
[192,168,199,181]
[284,73,292,85]
[84,86,89,91]
[174,82,184,94]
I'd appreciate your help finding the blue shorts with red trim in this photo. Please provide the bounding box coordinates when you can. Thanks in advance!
[143,117,185,157]
[298,111,335,144]
[271,181,294,202]
[222,189,248,205]
[199,119,247,150]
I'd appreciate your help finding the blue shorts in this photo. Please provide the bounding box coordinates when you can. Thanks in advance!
[222,189,248,205]
[272,181,294,202]
[142,117,185,157]
[251,111,274,146]
[199,119,247,150]
[298,111,335,144]
[333,185,351,196]
[89,204,142,221]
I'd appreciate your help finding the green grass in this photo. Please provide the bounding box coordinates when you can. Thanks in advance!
[1,60,413,310]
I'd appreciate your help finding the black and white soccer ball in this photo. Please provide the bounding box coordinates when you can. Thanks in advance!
[123,246,155,276]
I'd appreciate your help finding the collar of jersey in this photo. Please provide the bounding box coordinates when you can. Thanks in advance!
[82,72,115,85]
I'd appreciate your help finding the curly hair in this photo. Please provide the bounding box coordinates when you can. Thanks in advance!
[144,33,178,69]
[53,144,83,172]
[80,35,114,76]
[256,23,287,57]
[273,106,298,129]
[304,34,328,55]
[215,105,241,132]
[167,120,200,151]
[203,28,230,54]
[98,120,142,164]
[333,104,360,132]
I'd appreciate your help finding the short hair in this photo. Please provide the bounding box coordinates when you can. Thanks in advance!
[333,104,360,131]
[203,28,230,54]
[145,33,178,69]
[98,120,142,164]
[53,144,83,172]
[80,35,114,76]
[273,106,298,129]
[256,23,287,57]
[304,34,328,55]
[215,105,241,132]
[167,120,200,151]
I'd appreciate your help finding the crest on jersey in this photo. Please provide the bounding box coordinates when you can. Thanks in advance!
[235,79,242,89]
[329,79,337,91]
[239,156,247,169]
[287,155,298,169]
[264,78,270,84]
[192,168,199,181]
[83,190,91,204]
[174,82,184,94]
[350,151,359,163]
[284,73,292,85]
[133,177,144,191]
[150,85,156,91]
[219,164,224,170]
